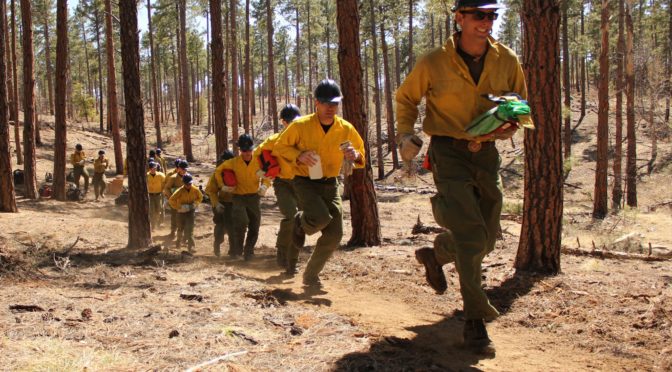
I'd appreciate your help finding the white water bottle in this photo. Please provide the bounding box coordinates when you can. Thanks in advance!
[308,154,323,180]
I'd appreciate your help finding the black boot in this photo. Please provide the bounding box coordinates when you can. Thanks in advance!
[276,249,287,267]
[463,319,492,349]
[285,259,298,276]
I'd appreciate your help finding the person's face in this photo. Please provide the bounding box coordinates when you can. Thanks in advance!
[178,168,187,176]
[241,149,253,162]
[315,100,339,121]
[150,167,156,174]
[456,8,497,41]
[184,183,191,189]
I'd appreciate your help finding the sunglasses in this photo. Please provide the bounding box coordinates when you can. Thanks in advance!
[460,10,499,21]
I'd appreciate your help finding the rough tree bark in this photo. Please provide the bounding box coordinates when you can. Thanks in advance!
[119,0,152,249]
[243,0,251,133]
[625,0,637,207]
[229,0,239,144]
[178,0,193,161]
[562,1,571,159]
[593,0,610,219]
[515,0,563,273]
[0,0,17,212]
[210,0,227,155]
[336,0,381,247]
[613,0,625,209]
[53,0,68,201]
[147,0,162,149]
[369,0,384,180]
[93,6,104,133]
[380,15,399,169]
[10,0,21,165]
[104,0,123,174]
[266,0,278,133]
[20,0,38,200]
[43,7,54,116]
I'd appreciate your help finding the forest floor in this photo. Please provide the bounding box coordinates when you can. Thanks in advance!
[1,104,671,371]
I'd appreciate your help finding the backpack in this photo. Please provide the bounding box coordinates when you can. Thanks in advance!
[115,189,129,206]
[39,184,53,198]
[13,169,24,185]
[45,172,53,183]
[222,169,237,187]
[258,150,281,178]
[66,171,75,182]
[66,184,83,201]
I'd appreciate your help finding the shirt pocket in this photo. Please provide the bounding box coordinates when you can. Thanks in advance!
[487,74,511,97]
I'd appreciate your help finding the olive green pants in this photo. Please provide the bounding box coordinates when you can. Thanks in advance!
[231,194,261,257]
[73,165,89,192]
[149,193,163,231]
[429,137,502,321]
[92,173,106,198]
[176,209,195,248]
[293,176,342,282]
[213,201,233,255]
[274,178,299,263]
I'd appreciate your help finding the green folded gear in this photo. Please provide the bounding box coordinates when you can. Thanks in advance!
[466,94,535,137]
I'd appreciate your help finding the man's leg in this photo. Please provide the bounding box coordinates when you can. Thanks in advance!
[175,212,185,248]
[184,210,196,251]
[243,195,261,259]
[213,208,225,256]
[73,167,82,189]
[302,181,342,284]
[274,179,298,267]
[231,197,249,257]
[82,170,90,193]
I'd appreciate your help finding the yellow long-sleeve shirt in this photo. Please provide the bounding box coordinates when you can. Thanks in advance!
[93,157,109,174]
[395,34,529,140]
[147,171,166,194]
[205,173,233,203]
[256,132,297,180]
[168,185,203,212]
[70,151,86,166]
[214,156,270,195]
[163,172,186,197]
[155,155,168,174]
[272,113,365,178]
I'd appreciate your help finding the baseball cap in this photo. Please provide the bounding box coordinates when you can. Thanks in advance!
[452,0,502,11]
[314,79,343,104]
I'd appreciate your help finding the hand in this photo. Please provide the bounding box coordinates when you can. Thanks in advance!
[342,146,359,162]
[214,202,225,213]
[220,185,235,193]
[255,169,266,179]
[79,160,85,166]
[492,123,519,140]
[297,151,318,167]
[258,184,268,197]
[397,133,423,162]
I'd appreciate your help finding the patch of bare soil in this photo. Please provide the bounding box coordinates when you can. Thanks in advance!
[1,102,670,370]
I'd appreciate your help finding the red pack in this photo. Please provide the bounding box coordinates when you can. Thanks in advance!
[222,169,237,186]
[422,152,431,171]
[258,150,281,178]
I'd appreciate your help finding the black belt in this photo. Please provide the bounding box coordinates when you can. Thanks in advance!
[295,176,338,184]
[149,192,162,195]
[431,135,495,153]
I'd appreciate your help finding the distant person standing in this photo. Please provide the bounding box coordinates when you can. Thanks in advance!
[92,150,109,201]
[257,104,302,274]
[273,80,365,286]
[168,174,203,251]
[206,150,235,257]
[395,0,527,349]
[147,161,166,231]
[155,148,168,173]
[163,160,190,239]
[70,144,90,193]
[215,134,270,260]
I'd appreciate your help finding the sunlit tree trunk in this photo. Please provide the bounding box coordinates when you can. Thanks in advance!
[10,0,21,165]
[147,0,162,148]
[380,16,399,169]
[593,0,610,219]
[178,0,193,161]
[625,0,637,207]
[104,0,123,174]
[0,0,17,212]
[337,0,381,247]
[211,0,227,155]
[243,0,251,133]
[20,0,38,200]
[93,6,104,133]
[562,1,571,159]
[229,0,239,148]
[266,0,278,133]
[613,0,625,209]
[369,0,383,180]
[515,0,563,273]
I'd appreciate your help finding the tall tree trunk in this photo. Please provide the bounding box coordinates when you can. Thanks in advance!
[93,6,104,133]
[647,91,657,174]
[394,21,401,89]
[250,55,255,116]
[369,0,384,180]
[665,0,671,125]
[243,0,251,133]
[211,0,227,155]
[119,0,151,249]
[307,2,313,103]
[10,0,21,165]
[593,0,610,219]
[613,0,625,209]
[336,0,381,247]
[294,6,301,108]
[147,0,162,148]
[266,0,278,133]
[408,0,414,72]
[380,17,399,169]
[20,0,37,199]
[430,13,435,48]
[579,5,586,122]
[562,1,571,159]
[284,47,289,103]
[515,0,563,273]
[43,9,54,116]
[229,0,239,148]
[205,9,211,134]
[0,0,17,212]
[178,0,193,161]
[79,17,93,99]
[104,0,123,174]
[625,0,637,207]
[53,0,68,201]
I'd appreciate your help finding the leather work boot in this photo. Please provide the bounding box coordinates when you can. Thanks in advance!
[463,319,492,349]
[276,249,287,268]
[293,214,306,249]
[414,247,447,294]
[285,259,298,276]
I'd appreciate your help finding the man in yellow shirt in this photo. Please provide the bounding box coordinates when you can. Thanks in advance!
[147,161,166,231]
[215,134,270,260]
[163,160,189,239]
[168,174,202,251]
[257,104,302,274]
[206,150,235,257]
[92,150,109,201]
[155,148,168,173]
[273,80,365,286]
[70,144,89,193]
[395,0,527,350]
